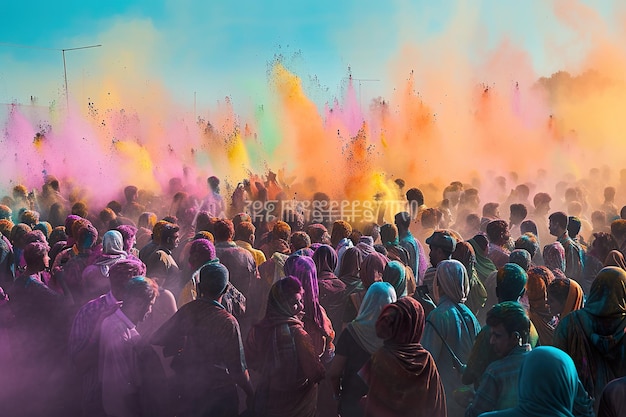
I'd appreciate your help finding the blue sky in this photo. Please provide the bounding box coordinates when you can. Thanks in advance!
[0,0,619,113]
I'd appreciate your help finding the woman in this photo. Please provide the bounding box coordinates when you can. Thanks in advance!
[526,266,556,345]
[554,266,626,410]
[604,250,626,270]
[480,346,593,417]
[246,276,325,417]
[284,255,335,359]
[328,282,397,417]
[382,260,407,298]
[468,234,497,284]
[338,246,364,297]
[422,259,480,417]
[312,244,347,331]
[452,241,487,316]
[547,277,584,322]
[362,297,447,417]
[543,242,567,279]
[343,252,389,324]
[81,230,127,300]
[583,232,618,294]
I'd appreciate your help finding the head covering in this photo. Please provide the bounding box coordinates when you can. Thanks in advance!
[468,235,497,281]
[543,242,566,273]
[509,249,532,271]
[561,279,584,317]
[383,261,407,298]
[348,282,397,354]
[433,259,470,304]
[510,346,579,417]
[380,223,400,246]
[496,263,528,302]
[312,244,338,280]
[102,230,126,256]
[338,246,363,279]
[526,266,555,345]
[264,276,303,322]
[585,266,626,317]
[356,236,375,257]
[360,252,389,288]
[452,241,476,277]
[283,254,324,332]
[292,247,314,257]
[198,262,229,298]
[426,231,456,253]
[76,223,98,250]
[604,250,626,270]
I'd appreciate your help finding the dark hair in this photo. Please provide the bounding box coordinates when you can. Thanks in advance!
[486,220,509,244]
[234,221,255,241]
[548,212,568,229]
[482,202,499,218]
[405,188,424,206]
[124,185,138,202]
[520,220,538,236]
[509,203,528,220]
[567,216,582,237]
[123,276,159,303]
[290,231,311,251]
[533,192,552,207]
[107,200,123,215]
[591,232,618,261]
[213,219,234,242]
[486,301,530,343]
[515,233,539,258]
[160,223,180,245]
[547,278,570,307]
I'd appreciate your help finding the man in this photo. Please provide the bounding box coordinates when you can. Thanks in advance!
[464,302,531,417]
[151,262,253,417]
[331,220,354,275]
[406,187,427,236]
[201,175,226,217]
[508,203,527,240]
[549,211,584,282]
[485,220,511,269]
[423,230,456,295]
[530,192,552,246]
[395,211,426,282]
[213,219,258,332]
[69,259,146,417]
[144,222,181,293]
[234,221,266,267]
[99,276,159,417]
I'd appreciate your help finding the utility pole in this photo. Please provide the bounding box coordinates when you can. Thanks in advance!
[61,44,102,110]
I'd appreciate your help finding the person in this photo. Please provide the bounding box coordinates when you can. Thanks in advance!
[464,302,531,417]
[526,266,556,345]
[382,260,407,299]
[544,241,568,278]
[82,230,128,301]
[549,211,585,283]
[553,266,626,410]
[452,241,488,317]
[508,204,527,239]
[547,277,584,322]
[423,230,457,295]
[485,220,511,269]
[245,276,325,417]
[328,282,397,417]
[395,211,427,281]
[337,246,364,298]
[234,221,267,267]
[99,276,159,417]
[143,222,181,293]
[343,251,389,324]
[422,259,481,417]
[598,376,626,417]
[312,244,346,332]
[529,192,552,246]
[201,175,226,217]
[479,346,594,417]
[583,232,617,294]
[151,262,253,417]
[331,220,354,276]
[362,297,447,417]
[69,259,146,417]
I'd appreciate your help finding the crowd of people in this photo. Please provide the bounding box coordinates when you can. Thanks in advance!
[1,171,626,417]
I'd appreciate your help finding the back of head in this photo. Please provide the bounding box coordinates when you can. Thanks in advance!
[213,219,234,242]
[124,185,138,202]
[290,231,311,252]
[207,176,220,192]
[514,233,539,258]
[405,187,425,206]
[509,203,528,220]
[394,211,411,231]
[122,276,159,304]
[109,259,147,296]
[76,223,98,250]
[533,192,552,208]
[421,208,439,229]
[496,263,528,302]
[567,216,582,238]
[232,212,252,228]
[520,219,538,236]
[234,221,255,242]
[23,241,49,267]
[198,262,229,298]
[482,202,499,218]
[509,249,532,271]
[189,238,216,265]
[138,212,157,230]
[331,220,352,247]
[71,201,89,219]
[272,221,292,242]
[611,219,626,242]
[486,220,509,244]
[380,223,399,246]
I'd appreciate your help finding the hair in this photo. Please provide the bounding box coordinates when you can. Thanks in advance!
[207,176,220,191]
[515,184,530,198]
[486,301,530,343]
[232,212,252,228]
[189,238,216,264]
[49,226,67,247]
[331,220,352,247]
[213,219,234,242]
[591,232,618,261]
[482,202,499,218]
[547,278,570,307]
[604,186,616,201]
[234,221,255,242]
[0,204,12,220]
[567,216,582,238]
[306,224,328,244]
[405,188,424,206]
[290,231,311,251]
[11,223,32,246]
[99,207,117,226]
[533,192,552,208]
[380,223,399,245]
[124,185,138,202]
[71,201,89,218]
[514,233,539,258]
[195,211,213,232]
[138,212,157,230]
[107,200,123,215]
[23,241,49,266]
[591,210,607,225]
[20,210,40,227]
[611,219,626,242]
[116,225,138,252]
[198,263,229,298]
[486,220,509,244]
[123,276,159,303]
[520,220,538,236]
[549,212,568,229]
[33,222,52,240]
[0,219,13,239]
[620,206,626,220]
[160,223,180,245]
[109,259,147,292]
[394,211,412,230]
[509,203,528,220]
[272,221,292,241]
[421,208,440,228]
